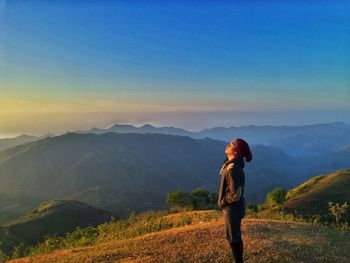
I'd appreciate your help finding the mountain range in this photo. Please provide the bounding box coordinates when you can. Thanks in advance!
[3,122,349,158]
[0,131,349,220]
[78,122,350,157]
[0,133,222,218]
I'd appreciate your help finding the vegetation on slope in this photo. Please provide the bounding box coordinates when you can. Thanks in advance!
[2,209,220,260]
[0,194,40,225]
[1,167,349,261]
[1,170,350,262]
[284,169,350,221]
[0,200,112,256]
[8,211,350,263]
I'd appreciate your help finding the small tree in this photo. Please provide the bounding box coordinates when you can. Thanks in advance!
[266,188,287,207]
[328,201,348,225]
[166,190,193,209]
[209,192,219,208]
[246,202,258,213]
[191,188,210,210]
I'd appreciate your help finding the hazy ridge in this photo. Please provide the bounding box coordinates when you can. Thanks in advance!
[0,125,349,221]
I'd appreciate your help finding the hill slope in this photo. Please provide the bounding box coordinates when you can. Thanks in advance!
[9,211,350,263]
[0,193,41,225]
[0,133,224,215]
[0,200,111,254]
[0,135,40,152]
[284,169,350,220]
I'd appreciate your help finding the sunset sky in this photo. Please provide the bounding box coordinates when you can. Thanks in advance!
[0,1,349,137]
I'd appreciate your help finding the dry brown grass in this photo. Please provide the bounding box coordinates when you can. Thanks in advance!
[10,216,350,263]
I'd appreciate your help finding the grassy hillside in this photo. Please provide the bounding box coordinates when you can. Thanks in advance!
[284,169,350,221]
[0,200,112,255]
[0,194,40,225]
[8,210,350,263]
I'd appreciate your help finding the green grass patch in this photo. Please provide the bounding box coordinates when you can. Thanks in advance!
[286,174,326,200]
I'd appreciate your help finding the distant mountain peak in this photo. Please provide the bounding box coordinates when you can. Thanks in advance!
[140,124,155,128]
[109,123,136,129]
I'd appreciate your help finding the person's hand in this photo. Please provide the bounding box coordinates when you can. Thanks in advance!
[217,199,228,209]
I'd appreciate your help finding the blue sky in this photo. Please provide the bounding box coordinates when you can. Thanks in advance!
[0,1,349,135]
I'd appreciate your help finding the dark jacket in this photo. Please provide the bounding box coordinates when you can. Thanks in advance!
[217,157,245,216]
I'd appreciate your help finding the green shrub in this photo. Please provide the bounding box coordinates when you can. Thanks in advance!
[30,235,64,255]
[247,202,258,213]
[328,202,348,225]
[209,192,219,207]
[166,190,193,209]
[166,188,218,210]
[63,226,98,247]
[266,188,287,207]
[191,188,210,209]
[179,213,192,226]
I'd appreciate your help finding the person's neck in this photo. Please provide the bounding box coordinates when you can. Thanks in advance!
[226,154,236,161]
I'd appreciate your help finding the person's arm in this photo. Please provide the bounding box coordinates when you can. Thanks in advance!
[223,166,242,205]
[217,173,228,209]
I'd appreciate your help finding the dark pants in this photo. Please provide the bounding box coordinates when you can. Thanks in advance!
[223,207,242,244]
[223,207,244,263]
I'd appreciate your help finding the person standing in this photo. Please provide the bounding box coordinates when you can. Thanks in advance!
[217,138,252,263]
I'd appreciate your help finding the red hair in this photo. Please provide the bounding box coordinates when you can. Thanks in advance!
[231,138,252,162]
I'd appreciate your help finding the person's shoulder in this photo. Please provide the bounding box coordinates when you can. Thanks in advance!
[226,163,234,171]
[227,161,242,170]
[226,163,242,176]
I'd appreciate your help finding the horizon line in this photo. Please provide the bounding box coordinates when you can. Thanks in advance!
[1,120,349,139]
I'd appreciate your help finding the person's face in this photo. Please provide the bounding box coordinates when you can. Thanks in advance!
[225,142,235,155]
